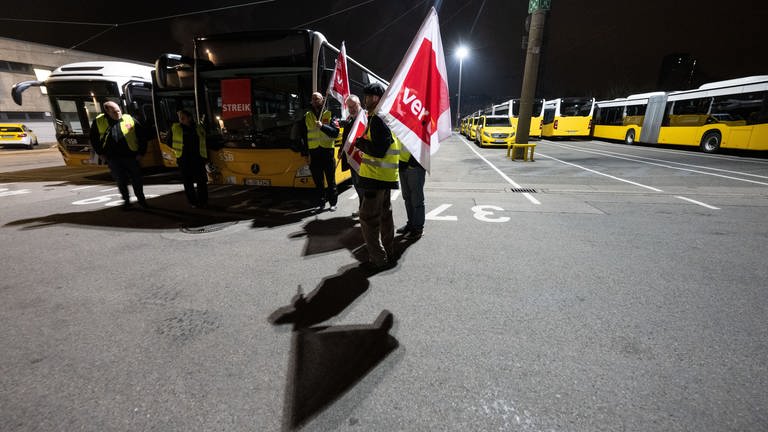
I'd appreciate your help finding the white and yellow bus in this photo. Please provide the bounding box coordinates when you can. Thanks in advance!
[154,30,387,187]
[12,61,166,167]
[541,97,595,138]
[593,92,665,145]
[492,98,545,137]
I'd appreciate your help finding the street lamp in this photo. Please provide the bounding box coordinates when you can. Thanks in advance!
[456,45,469,129]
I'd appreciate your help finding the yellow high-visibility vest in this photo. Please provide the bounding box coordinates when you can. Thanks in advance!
[305,110,334,149]
[96,113,138,151]
[359,115,400,183]
[171,123,207,159]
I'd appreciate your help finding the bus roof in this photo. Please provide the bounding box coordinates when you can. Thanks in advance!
[50,61,154,81]
[698,75,768,90]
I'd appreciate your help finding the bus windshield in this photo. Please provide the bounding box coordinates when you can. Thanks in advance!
[46,81,119,147]
[205,73,311,149]
[485,117,511,126]
[196,32,311,68]
[560,98,594,117]
[511,99,543,116]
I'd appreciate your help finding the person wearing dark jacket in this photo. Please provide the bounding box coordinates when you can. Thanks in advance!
[90,101,148,210]
[166,109,208,208]
[302,92,340,211]
[354,83,400,270]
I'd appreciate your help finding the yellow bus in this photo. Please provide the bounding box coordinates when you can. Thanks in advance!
[492,98,545,137]
[154,30,387,187]
[649,76,768,152]
[541,97,595,138]
[12,61,167,168]
[593,92,665,145]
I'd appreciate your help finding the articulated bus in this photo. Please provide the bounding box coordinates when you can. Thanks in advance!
[593,92,665,145]
[592,76,768,153]
[154,30,387,187]
[12,61,166,167]
[541,97,595,138]
[492,98,545,137]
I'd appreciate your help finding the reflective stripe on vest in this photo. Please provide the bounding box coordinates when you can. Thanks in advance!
[171,123,207,159]
[359,115,400,183]
[96,114,139,152]
[305,110,334,149]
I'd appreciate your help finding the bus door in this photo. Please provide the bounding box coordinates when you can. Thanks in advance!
[124,81,164,167]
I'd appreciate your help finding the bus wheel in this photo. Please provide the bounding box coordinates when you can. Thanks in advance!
[624,129,635,145]
[700,131,721,153]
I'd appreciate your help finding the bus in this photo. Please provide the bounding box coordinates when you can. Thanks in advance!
[649,76,768,152]
[153,30,387,187]
[541,97,595,138]
[492,98,545,138]
[12,61,166,167]
[592,92,665,145]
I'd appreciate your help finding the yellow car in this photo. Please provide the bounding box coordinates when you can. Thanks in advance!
[0,123,39,149]
[475,115,515,147]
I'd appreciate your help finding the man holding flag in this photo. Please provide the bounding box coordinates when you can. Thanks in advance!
[374,6,452,241]
[354,83,400,271]
[339,94,366,212]
[303,92,339,211]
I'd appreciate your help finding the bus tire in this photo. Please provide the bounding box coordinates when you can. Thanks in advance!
[624,129,636,145]
[700,131,721,153]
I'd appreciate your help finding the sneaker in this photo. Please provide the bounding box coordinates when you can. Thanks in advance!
[396,225,411,234]
[351,211,359,218]
[329,205,337,212]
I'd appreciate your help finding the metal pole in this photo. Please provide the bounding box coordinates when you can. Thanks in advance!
[516,7,547,144]
[456,58,463,129]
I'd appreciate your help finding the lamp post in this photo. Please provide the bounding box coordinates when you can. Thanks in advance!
[456,46,469,129]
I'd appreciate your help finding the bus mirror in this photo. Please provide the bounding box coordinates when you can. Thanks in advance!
[155,53,195,89]
[11,80,43,106]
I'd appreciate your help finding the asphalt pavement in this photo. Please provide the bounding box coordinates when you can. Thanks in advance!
[1,136,767,431]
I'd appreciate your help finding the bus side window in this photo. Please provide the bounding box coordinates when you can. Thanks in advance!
[662,102,673,126]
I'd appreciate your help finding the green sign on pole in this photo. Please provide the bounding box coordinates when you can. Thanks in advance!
[528,0,551,13]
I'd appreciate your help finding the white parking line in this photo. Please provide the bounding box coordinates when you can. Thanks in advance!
[99,187,118,192]
[71,185,96,191]
[585,139,768,165]
[675,196,720,210]
[390,190,401,201]
[459,136,541,205]
[537,152,663,192]
[232,189,250,196]
[545,141,768,186]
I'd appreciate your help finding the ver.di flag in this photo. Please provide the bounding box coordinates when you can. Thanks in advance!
[342,108,367,172]
[374,7,451,172]
[326,41,351,119]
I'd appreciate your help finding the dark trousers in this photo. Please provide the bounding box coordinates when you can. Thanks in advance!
[309,147,337,206]
[179,157,208,206]
[359,188,394,265]
[399,165,426,231]
[107,157,145,204]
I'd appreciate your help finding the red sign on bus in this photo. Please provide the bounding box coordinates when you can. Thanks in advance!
[221,78,251,120]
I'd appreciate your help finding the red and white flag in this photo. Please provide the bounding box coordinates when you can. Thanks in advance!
[326,41,351,119]
[342,109,367,173]
[374,7,451,172]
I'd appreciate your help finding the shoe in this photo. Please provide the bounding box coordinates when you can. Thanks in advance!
[121,201,132,211]
[396,225,411,234]
[329,205,337,212]
[138,200,150,209]
[351,211,359,218]
[404,230,423,239]
[360,259,391,272]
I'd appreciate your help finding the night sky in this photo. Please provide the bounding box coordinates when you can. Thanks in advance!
[2,0,767,116]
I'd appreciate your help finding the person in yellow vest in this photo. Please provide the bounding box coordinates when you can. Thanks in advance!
[303,92,340,211]
[166,109,208,208]
[89,101,148,210]
[353,83,400,271]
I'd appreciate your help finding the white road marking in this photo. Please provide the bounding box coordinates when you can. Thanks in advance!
[0,189,31,197]
[99,187,118,192]
[71,185,96,191]
[390,190,401,201]
[231,189,250,196]
[426,203,458,221]
[547,141,768,186]
[348,193,358,200]
[459,136,541,205]
[675,196,720,210]
[537,152,664,192]
[586,139,768,165]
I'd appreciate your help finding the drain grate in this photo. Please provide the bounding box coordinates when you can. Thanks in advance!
[180,221,238,234]
[509,188,537,193]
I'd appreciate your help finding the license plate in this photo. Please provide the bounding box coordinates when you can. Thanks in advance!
[245,178,271,186]
[1,135,14,139]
